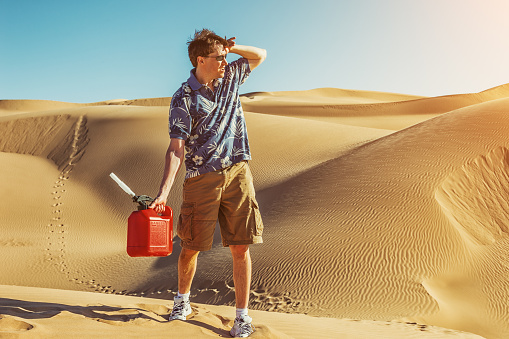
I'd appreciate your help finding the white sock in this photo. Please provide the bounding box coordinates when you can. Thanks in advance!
[236,308,248,318]
[177,291,190,301]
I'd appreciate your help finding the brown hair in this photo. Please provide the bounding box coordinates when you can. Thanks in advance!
[187,29,228,68]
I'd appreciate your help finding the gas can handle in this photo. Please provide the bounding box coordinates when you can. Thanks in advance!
[161,206,173,217]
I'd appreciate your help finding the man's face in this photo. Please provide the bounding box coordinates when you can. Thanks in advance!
[200,45,228,79]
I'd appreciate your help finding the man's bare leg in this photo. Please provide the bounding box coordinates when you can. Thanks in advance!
[230,245,251,308]
[178,248,200,294]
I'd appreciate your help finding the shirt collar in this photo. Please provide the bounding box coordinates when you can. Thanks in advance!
[188,69,202,91]
[188,69,223,91]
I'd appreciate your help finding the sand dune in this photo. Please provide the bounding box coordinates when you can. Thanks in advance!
[240,84,509,130]
[0,285,484,338]
[2,85,509,338]
[248,97,509,337]
[0,97,171,116]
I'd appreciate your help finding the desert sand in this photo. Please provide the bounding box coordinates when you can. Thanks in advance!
[2,84,509,338]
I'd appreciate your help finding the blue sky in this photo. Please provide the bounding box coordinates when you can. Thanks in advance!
[2,0,509,103]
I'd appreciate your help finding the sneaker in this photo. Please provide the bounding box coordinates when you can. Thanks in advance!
[168,296,191,321]
[230,314,255,337]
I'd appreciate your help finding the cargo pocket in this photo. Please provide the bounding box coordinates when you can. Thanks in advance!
[251,199,263,237]
[177,202,194,242]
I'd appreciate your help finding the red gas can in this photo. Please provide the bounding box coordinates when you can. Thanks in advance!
[127,206,173,257]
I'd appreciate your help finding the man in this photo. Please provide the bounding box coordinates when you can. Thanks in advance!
[149,29,266,338]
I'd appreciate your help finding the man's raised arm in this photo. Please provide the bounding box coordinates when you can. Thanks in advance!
[226,37,267,71]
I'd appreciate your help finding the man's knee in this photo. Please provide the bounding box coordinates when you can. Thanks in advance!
[180,248,200,262]
[230,245,249,259]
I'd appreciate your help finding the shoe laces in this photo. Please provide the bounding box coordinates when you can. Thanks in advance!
[171,300,188,316]
[236,316,255,335]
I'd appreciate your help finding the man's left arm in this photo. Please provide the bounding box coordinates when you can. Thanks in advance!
[227,37,267,71]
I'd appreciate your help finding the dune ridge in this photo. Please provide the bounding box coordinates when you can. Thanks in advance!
[47,115,90,172]
[240,84,509,130]
[0,97,171,117]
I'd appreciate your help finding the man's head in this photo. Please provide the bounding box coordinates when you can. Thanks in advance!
[188,29,228,68]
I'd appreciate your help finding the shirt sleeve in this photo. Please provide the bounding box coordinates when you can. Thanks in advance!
[228,58,251,86]
[168,89,191,140]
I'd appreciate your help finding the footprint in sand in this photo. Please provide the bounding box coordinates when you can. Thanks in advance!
[44,115,127,296]
[45,115,113,292]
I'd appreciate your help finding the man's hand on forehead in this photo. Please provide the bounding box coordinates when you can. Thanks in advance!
[225,36,236,53]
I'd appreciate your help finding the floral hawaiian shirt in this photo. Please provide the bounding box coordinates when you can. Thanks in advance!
[169,58,252,179]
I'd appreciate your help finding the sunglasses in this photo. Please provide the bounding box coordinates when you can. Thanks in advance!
[204,54,227,62]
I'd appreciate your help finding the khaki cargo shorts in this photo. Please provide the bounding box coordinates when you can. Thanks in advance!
[177,161,263,251]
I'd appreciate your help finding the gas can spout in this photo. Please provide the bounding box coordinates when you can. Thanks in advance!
[110,173,136,197]
[110,172,154,210]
